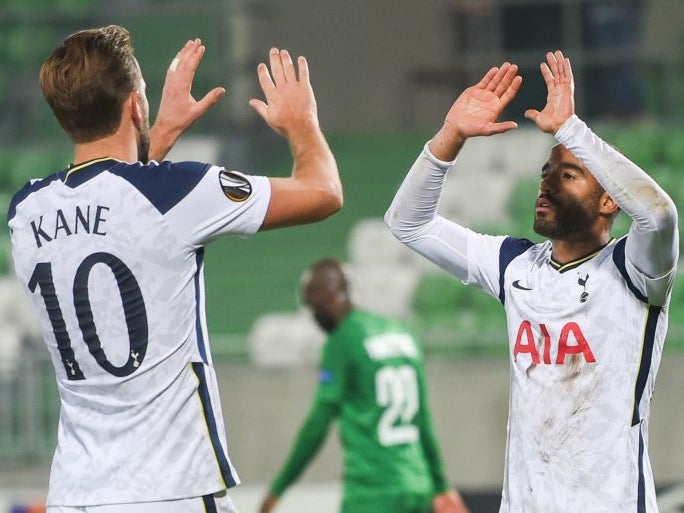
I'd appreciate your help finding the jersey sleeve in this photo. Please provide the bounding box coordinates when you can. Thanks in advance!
[158,161,271,247]
[385,144,529,302]
[463,229,510,300]
[315,330,349,405]
[385,144,470,281]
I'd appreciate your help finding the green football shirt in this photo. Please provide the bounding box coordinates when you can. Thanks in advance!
[270,309,448,501]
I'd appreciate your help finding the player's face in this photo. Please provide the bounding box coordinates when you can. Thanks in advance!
[303,284,337,333]
[302,274,343,333]
[533,145,604,240]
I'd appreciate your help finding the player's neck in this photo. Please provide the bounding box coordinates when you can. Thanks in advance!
[73,129,140,166]
[550,233,611,265]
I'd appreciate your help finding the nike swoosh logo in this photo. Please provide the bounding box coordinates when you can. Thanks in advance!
[512,280,532,291]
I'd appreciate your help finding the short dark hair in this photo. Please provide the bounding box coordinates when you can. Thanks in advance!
[39,25,140,143]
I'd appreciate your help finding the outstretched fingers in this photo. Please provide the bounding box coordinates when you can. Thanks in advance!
[255,59,276,96]
[490,63,515,94]
[168,39,202,76]
[268,47,287,85]
[194,86,226,114]
[477,67,500,90]
[542,50,572,86]
[249,49,315,130]
[479,62,521,103]
[559,51,573,83]
[500,74,522,107]
[546,51,561,82]
[481,63,512,93]
[279,49,297,83]
[296,55,309,84]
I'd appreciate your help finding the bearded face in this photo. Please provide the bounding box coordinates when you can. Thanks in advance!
[533,145,607,241]
[533,187,603,239]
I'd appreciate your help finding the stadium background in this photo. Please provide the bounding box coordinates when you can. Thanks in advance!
[1,0,684,512]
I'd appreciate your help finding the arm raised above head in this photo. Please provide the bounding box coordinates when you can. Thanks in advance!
[524,50,576,135]
[249,48,342,230]
[149,38,226,162]
[430,61,522,161]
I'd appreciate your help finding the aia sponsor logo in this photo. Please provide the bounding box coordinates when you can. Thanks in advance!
[513,320,596,364]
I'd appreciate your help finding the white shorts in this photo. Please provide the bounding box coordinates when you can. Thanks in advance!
[47,491,237,513]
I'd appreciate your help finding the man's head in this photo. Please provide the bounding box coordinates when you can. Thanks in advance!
[40,25,150,161]
[301,258,353,334]
[533,144,619,241]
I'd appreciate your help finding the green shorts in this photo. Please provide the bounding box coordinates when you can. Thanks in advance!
[341,492,432,513]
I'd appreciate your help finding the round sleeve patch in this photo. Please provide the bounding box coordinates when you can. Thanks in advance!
[219,170,252,202]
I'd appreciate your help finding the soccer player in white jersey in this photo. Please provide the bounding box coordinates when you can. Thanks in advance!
[385,50,678,513]
[7,25,342,513]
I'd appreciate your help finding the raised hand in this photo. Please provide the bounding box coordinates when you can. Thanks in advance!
[524,50,575,134]
[150,39,226,160]
[249,48,320,140]
[429,63,522,161]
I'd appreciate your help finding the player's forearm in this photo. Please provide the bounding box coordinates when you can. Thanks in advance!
[385,143,470,281]
[385,142,452,241]
[289,128,343,220]
[260,127,342,230]
[555,115,679,276]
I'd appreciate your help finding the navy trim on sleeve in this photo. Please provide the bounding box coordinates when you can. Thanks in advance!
[7,173,63,223]
[631,305,661,427]
[637,428,646,513]
[8,160,215,223]
[612,237,649,304]
[194,248,208,363]
[498,237,535,304]
[202,494,218,513]
[192,362,238,488]
[108,160,213,215]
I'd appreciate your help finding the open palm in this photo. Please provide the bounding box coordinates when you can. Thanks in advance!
[444,63,522,139]
[525,50,575,134]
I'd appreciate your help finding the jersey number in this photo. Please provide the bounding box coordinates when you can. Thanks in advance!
[375,365,419,446]
[28,252,148,380]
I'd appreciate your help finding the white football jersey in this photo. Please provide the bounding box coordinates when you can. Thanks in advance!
[466,232,672,513]
[8,158,270,506]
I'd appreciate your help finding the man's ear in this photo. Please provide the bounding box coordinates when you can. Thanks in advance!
[128,91,143,128]
[599,192,619,216]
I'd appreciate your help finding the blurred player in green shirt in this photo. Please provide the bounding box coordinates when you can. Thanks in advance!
[259,258,470,513]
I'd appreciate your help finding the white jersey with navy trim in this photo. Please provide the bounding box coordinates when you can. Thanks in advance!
[7,158,271,506]
[466,232,669,513]
[385,115,678,513]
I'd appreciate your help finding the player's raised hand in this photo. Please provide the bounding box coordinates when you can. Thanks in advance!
[524,50,575,134]
[429,62,521,161]
[445,62,522,138]
[249,48,319,140]
[150,38,226,160]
